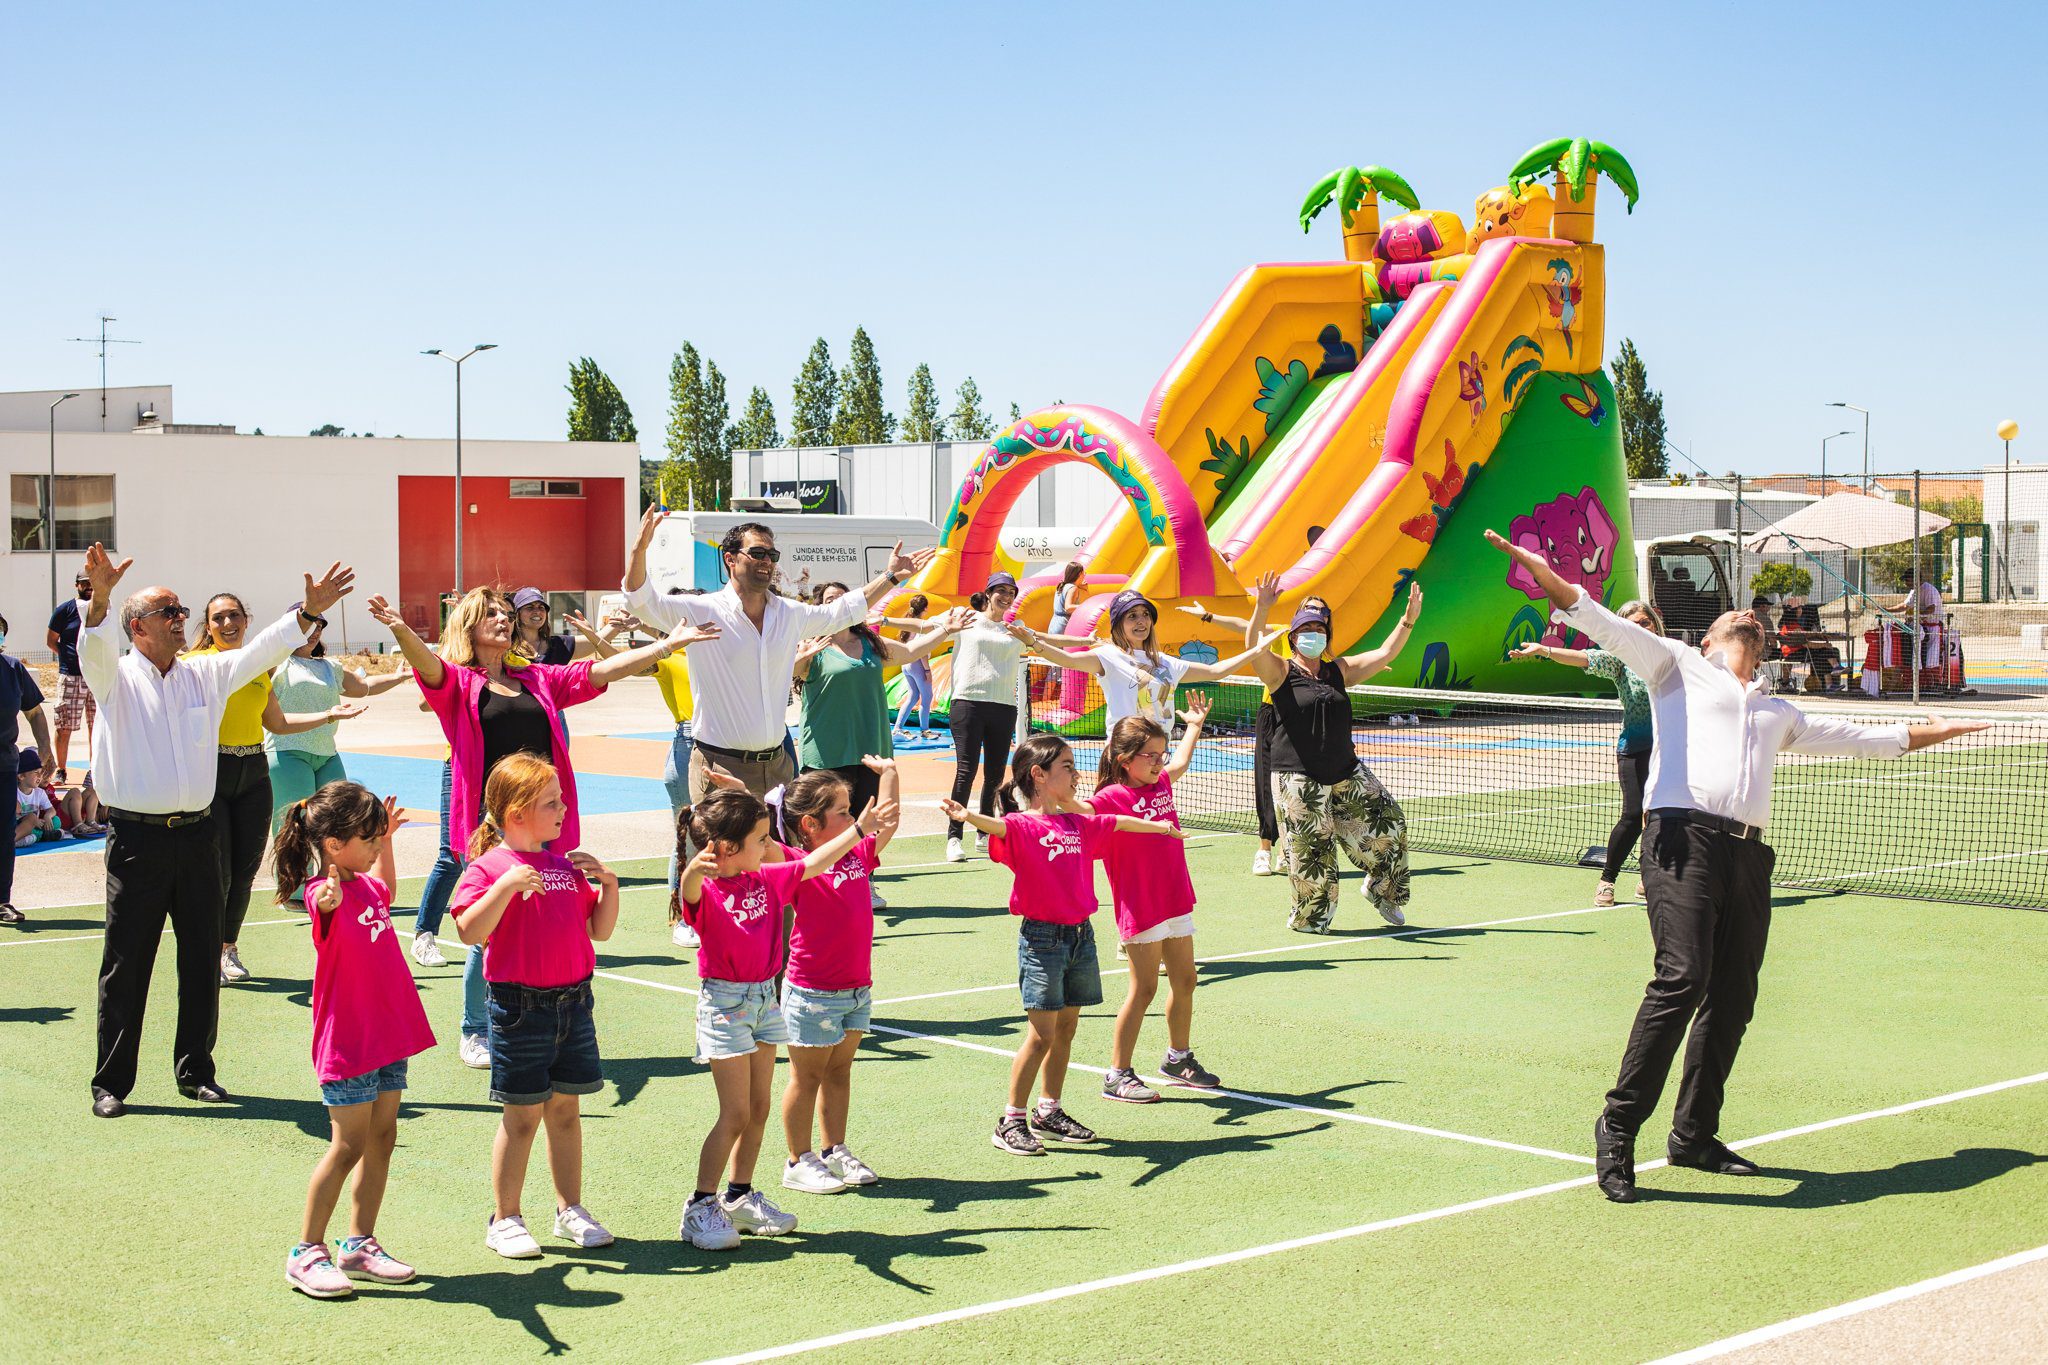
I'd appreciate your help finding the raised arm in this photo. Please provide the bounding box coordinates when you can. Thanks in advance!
[365,594,446,689]
[799,797,891,879]
[624,504,662,594]
[375,795,403,891]
[857,541,939,609]
[937,796,1006,838]
[79,545,133,700]
[1009,622,1105,674]
[341,666,414,698]
[562,612,613,661]
[587,617,722,689]
[862,755,902,855]
[1175,603,1252,633]
[880,608,973,666]
[1243,570,1281,650]
[1338,583,1422,685]
[1509,642,1591,670]
[1163,693,1211,783]
[1112,815,1187,838]
[1485,530,1681,686]
[262,692,366,736]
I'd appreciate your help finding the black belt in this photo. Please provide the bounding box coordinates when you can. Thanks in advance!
[489,978,593,1005]
[1651,808,1764,842]
[106,807,212,829]
[697,740,786,764]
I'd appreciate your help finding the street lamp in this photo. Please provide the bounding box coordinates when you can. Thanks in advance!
[47,393,79,612]
[1821,429,1853,493]
[421,345,498,610]
[1997,419,2020,601]
[1830,401,1872,591]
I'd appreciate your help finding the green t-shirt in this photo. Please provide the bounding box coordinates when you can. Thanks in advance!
[798,636,893,770]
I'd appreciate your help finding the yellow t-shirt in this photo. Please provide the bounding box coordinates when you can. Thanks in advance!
[186,645,273,745]
[653,653,693,724]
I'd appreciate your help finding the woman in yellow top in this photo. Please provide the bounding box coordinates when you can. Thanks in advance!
[188,593,367,984]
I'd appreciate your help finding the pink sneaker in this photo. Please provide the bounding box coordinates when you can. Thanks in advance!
[336,1235,415,1284]
[285,1243,353,1298]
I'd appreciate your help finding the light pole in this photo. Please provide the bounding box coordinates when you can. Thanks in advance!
[47,393,79,612]
[1821,429,1853,493]
[421,345,497,614]
[1830,401,1871,591]
[1997,419,2020,600]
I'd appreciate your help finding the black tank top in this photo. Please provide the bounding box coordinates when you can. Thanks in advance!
[477,683,554,786]
[1269,657,1359,784]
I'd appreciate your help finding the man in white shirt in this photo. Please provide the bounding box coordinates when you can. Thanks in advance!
[622,509,933,799]
[1485,530,1985,1202]
[80,543,356,1118]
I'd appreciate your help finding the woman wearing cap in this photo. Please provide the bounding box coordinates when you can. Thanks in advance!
[508,588,601,667]
[1012,588,1274,729]
[1248,583,1423,933]
[940,572,1034,863]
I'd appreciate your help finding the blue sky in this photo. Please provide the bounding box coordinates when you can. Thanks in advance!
[4,1,2041,478]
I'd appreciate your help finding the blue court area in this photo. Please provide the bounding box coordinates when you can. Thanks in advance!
[336,752,671,821]
[606,728,958,754]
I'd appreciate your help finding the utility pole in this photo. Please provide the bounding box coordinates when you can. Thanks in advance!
[67,315,142,430]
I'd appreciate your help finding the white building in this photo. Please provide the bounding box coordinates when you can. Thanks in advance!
[1979,463,2045,600]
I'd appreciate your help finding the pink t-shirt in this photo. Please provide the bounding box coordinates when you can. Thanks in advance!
[449,846,599,988]
[307,874,437,1084]
[782,837,879,992]
[1091,777,1195,939]
[686,860,806,983]
[988,812,1117,924]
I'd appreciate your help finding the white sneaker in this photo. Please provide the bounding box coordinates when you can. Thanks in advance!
[945,837,965,864]
[1363,880,1407,927]
[220,946,250,983]
[671,920,700,947]
[1251,848,1273,876]
[553,1203,614,1247]
[781,1151,847,1195]
[459,1033,491,1069]
[485,1214,541,1259]
[410,930,445,967]
[680,1196,740,1251]
[871,890,888,910]
[722,1188,798,1235]
[823,1146,878,1186]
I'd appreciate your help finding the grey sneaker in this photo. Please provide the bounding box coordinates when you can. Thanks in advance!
[1101,1068,1160,1104]
[220,946,250,983]
[681,1196,740,1251]
[1028,1105,1098,1143]
[1159,1050,1220,1089]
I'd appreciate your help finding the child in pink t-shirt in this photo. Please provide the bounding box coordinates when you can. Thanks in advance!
[940,733,1181,1158]
[270,781,435,1299]
[772,756,901,1195]
[673,785,886,1251]
[1079,694,1221,1103]
[448,754,621,1262]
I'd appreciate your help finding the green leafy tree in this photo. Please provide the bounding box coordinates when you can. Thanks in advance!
[831,326,894,444]
[902,363,943,442]
[309,423,345,437]
[565,357,638,443]
[791,338,837,447]
[948,377,994,441]
[664,343,707,506]
[1609,338,1667,479]
[640,459,665,511]
[1870,496,1980,593]
[1750,563,1813,599]
[689,361,730,507]
[1009,402,1022,422]
[730,385,781,450]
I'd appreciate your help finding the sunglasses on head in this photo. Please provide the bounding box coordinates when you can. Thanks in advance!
[739,546,781,563]
[139,603,190,623]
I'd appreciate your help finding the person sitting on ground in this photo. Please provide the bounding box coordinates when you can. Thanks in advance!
[16,750,62,846]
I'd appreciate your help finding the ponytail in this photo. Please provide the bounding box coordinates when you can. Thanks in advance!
[999,732,1070,814]
[467,811,503,861]
[269,782,390,904]
[671,790,771,923]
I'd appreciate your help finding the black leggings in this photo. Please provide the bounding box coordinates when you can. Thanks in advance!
[808,762,882,827]
[947,699,1016,838]
[1253,702,1279,843]
[213,750,273,942]
[1601,748,1652,882]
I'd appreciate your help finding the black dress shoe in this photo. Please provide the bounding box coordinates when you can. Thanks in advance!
[91,1093,126,1118]
[1594,1114,1639,1202]
[177,1081,230,1103]
[1668,1138,1759,1176]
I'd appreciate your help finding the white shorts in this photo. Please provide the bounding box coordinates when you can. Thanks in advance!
[1124,913,1195,946]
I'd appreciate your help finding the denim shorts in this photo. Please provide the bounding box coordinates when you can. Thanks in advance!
[487,979,603,1105]
[1017,919,1103,1012]
[782,983,872,1048]
[319,1059,408,1108]
[695,978,789,1062]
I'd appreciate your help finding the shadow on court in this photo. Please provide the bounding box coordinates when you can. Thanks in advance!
[854,1167,1107,1214]
[1093,1118,1336,1187]
[1193,954,1455,989]
[666,1222,1100,1293]
[1645,1146,2045,1208]
[3,915,108,933]
[0,1004,75,1025]
[122,1091,502,1140]
[402,1261,632,1355]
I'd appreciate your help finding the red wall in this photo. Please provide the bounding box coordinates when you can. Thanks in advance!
[396,476,625,640]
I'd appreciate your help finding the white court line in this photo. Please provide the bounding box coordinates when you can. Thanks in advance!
[1645,1241,2048,1364]
[696,1069,2048,1365]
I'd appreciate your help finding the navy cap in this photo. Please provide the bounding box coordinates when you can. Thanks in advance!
[1289,604,1332,634]
[983,572,1019,595]
[1109,589,1155,628]
[18,749,41,775]
[512,587,547,611]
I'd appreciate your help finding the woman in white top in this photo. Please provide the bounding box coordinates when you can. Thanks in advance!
[1013,588,1274,728]
[941,572,1029,863]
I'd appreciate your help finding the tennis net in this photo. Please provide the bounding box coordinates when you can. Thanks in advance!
[1021,661,2048,911]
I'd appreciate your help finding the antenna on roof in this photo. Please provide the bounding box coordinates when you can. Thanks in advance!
[66,315,142,430]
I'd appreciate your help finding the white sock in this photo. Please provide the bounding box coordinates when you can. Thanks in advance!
[1036,1096,1060,1116]
[1166,1047,1192,1063]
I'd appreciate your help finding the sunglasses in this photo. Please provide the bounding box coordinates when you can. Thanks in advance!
[739,546,781,563]
[138,603,191,623]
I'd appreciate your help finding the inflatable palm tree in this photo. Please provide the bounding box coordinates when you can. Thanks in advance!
[1299,165,1420,262]
[1507,138,1639,244]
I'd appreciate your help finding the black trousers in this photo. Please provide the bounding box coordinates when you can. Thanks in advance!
[947,700,1015,838]
[1604,814,1775,1146]
[814,762,882,825]
[1253,702,1280,843]
[92,815,226,1099]
[212,751,272,942]
[0,744,15,905]
[1600,749,1652,882]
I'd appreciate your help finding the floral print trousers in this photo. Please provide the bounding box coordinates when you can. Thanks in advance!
[1274,766,1410,933]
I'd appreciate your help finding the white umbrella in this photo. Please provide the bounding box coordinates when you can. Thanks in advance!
[1743,492,1951,553]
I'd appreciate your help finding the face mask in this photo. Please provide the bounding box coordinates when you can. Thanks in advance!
[1295,632,1327,658]
[0,633,8,650]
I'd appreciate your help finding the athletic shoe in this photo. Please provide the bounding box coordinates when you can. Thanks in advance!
[1594,881,1616,908]
[823,1146,879,1186]
[336,1235,415,1283]
[1667,1138,1760,1176]
[1364,884,1407,927]
[1251,848,1273,876]
[220,946,250,983]
[285,1242,353,1298]
[1158,1051,1220,1089]
[1028,1106,1097,1143]
[1593,1115,1638,1204]
[945,837,965,864]
[485,1214,542,1258]
[991,1114,1044,1156]
[553,1204,614,1246]
[1101,1069,1159,1104]
[871,890,888,911]
[781,1152,847,1195]
[671,920,700,948]
[458,1033,491,1069]
[722,1189,798,1236]
[0,904,24,925]
[410,930,445,967]
[680,1196,740,1251]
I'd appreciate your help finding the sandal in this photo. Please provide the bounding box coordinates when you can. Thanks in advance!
[0,904,24,925]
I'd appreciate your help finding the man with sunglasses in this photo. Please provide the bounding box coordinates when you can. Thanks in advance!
[623,510,935,799]
[78,542,357,1118]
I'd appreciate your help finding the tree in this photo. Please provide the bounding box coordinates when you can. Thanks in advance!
[1609,337,1667,479]
[697,361,730,507]
[832,326,894,445]
[664,343,706,507]
[565,357,638,443]
[1298,164,1420,262]
[640,459,665,512]
[1870,495,1980,593]
[791,338,836,447]
[309,423,345,437]
[902,363,943,442]
[949,377,993,441]
[730,385,781,450]
[1009,402,1022,421]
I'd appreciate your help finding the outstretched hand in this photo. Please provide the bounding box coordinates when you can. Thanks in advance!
[1483,529,1575,606]
[1253,570,1282,610]
[1507,642,1547,661]
[1400,581,1423,625]
[886,541,938,580]
[701,766,747,792]
[382,794,408,837]
[1176,691,1213,725]
[364,594,403,630]
[663,619,722,651]
[634,503,664,552]
[301,563,358,619]
[83,542,132,600]
[326,701,369,724]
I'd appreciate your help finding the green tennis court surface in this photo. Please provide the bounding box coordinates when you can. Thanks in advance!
[3,833,2044,1361]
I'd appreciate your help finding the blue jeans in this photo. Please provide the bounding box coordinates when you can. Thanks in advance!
[486,980,602,1105]
[662,722,692,893]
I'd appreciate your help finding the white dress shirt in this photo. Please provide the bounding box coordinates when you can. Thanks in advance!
[626,579,869,751]
[1560,595,1907,830]
[81,610,310,814]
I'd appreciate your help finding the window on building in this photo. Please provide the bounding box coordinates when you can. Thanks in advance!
[10,474,115,551]
[509,478,584,498]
